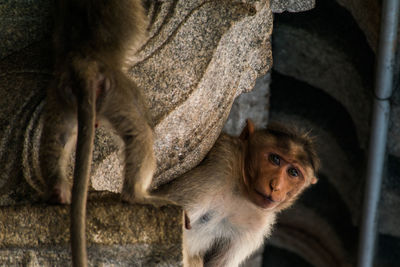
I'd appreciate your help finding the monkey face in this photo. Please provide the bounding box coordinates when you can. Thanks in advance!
[239,119,318,211]
[244,146,314,211]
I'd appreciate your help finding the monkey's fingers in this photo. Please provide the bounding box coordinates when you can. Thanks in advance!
[184,212,192,230]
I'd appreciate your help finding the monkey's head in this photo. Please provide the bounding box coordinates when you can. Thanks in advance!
[240,119,320,211]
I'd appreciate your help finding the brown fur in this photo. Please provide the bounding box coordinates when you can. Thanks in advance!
[155,119,319,266]
[40,1,154,266]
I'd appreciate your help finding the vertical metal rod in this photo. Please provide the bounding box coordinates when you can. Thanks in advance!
[357,0,399,266]
[357,100,390,267]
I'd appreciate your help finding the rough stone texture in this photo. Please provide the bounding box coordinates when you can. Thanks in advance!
[0,0,52,60]
[384,82,400,236]
[336,0,381,51]
[271,0,315,13]
[269,205,350,267]
[388,76,400,157]
[380,171,400,237]
[131,0,274,186]
[0,194,183,266]
[223,74,270,136]
[272,23,372,148]
[0,0,274,204]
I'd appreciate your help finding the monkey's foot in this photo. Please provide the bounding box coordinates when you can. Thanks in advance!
[48,182,72,204]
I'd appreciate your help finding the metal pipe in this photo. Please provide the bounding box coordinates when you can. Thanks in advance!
[357,0,400,266]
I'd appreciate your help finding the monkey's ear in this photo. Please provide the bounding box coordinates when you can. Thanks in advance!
[240,119,255,141]
[311,177,318,184]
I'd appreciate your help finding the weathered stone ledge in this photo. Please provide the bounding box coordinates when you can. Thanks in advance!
[0,194,183,266]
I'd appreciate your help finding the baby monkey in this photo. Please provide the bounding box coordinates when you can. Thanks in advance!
[40,0,153,266]
[155,119,320,267]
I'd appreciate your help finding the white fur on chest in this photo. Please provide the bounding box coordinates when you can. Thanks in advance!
[185,183,276,257]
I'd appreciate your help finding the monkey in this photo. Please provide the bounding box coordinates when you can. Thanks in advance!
[154,119,320,267]
[39,1,155,266]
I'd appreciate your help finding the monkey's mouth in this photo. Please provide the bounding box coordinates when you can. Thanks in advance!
[254,190,279,209]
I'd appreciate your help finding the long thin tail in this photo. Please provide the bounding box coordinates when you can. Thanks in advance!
[71,72,96,267]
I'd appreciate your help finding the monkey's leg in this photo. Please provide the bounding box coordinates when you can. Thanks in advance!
[40,96,76,204]
[102,89,156,204]
[121,119,155,204]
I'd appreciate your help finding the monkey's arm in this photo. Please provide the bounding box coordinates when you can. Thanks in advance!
[153,163,216,206]
[153,134,236,204]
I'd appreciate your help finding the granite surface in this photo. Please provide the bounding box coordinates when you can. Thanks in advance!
[271,0,315,13]
[0,194,183,266]
[0,0,274,203]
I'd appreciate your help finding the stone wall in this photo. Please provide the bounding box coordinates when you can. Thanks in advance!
[263,0,400,266]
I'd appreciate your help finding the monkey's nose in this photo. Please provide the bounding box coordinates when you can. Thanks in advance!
[270,178,281,191]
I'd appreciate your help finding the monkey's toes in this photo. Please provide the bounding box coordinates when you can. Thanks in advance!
[48,187,71,205]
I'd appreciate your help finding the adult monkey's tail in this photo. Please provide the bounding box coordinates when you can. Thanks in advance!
[70,61,98,267]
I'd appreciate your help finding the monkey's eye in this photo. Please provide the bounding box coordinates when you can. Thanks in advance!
[269,154,280,166]
[288,168,299,177]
